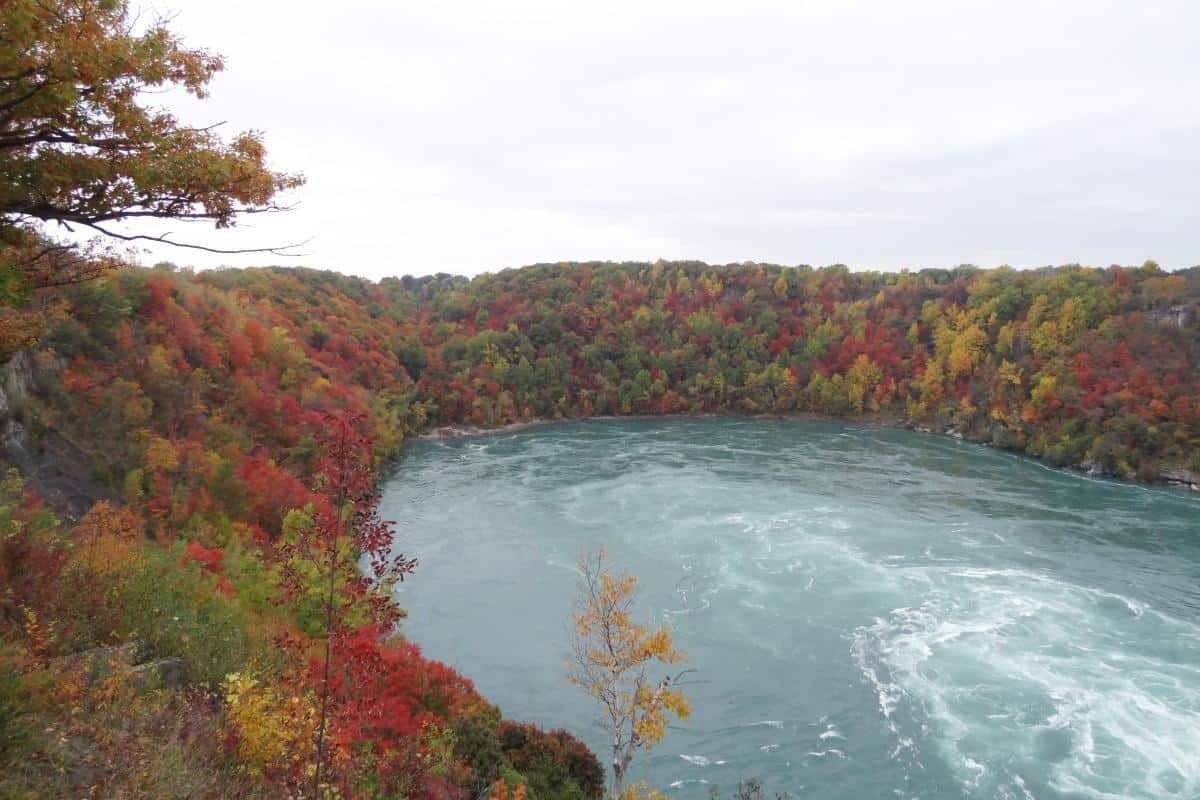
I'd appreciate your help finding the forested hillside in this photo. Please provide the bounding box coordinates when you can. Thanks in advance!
[1,259,1197,797]
[385,259,1199,483]
[27,259,1194,485]
[0,263,608,799]
[8,259,1199,521]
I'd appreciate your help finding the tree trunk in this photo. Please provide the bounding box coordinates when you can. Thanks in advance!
[608,750,634,800]
[608,761,624,800]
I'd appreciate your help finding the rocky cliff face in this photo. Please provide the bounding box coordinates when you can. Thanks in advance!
[0,351,116,519]
[1,351,37,470]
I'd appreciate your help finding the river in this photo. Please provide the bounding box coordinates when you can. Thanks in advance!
[380,419,1200,799]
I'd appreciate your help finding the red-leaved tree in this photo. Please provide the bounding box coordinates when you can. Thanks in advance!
[275,411,417,798]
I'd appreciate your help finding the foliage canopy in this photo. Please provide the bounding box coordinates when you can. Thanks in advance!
[0,0,302,317]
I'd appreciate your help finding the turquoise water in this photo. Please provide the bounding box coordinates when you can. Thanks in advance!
[380,419,1200,800]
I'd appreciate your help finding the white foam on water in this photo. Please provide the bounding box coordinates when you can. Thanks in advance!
[669,779,710,788]
[1011,773,1036,800]
[663,597,711,617]
[820,728,846,740]
[851,628,902,719]
[398,421,1200,799]
[853,563,1200,799]
[543,557,583,576]
[805,749,847,759]
[963,757,987,791]
[679,754,710,766]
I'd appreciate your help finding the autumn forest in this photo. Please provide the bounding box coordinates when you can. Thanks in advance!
[1,1,1199,799]
[1,256,1197,796]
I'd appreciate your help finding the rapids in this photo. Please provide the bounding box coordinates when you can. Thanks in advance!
[381,419,1200,799]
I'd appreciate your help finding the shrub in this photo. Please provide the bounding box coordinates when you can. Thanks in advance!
[111,545,253,687]
[0,647,31,760]
[453,710,505,794]
[222,669,315,781]
[498,721,604,800]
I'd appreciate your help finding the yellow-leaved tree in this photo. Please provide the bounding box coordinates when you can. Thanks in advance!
[567,549,692,800]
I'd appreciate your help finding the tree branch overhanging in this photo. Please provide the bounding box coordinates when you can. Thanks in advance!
[0,0,306,280]
[68,221,313,256]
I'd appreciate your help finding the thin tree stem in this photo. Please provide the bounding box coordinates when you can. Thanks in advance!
[312,423,351,798]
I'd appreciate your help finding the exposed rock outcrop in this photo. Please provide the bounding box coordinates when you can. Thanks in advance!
[1160,468,1200,492]
[1,351,117,519]
[130,657,188,690]
[55,641,189,690]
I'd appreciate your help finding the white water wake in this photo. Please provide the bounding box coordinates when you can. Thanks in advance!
[852,565,1200,799]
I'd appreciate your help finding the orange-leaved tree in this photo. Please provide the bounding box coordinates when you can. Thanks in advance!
[487,777,528,800]
[567,549,692,800]
[0,0,303,353]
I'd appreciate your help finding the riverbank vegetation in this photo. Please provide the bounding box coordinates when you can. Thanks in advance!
[0,436,603,799]
[19,257,1196,486]
[406,259,1198,483]
[0,3,603,792]
[2,256,1194,796]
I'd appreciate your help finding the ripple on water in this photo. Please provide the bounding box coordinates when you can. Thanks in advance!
[385,419,1200,800]
[852,565,1200,799]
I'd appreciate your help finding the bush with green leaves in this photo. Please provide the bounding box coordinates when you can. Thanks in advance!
[0,648,31,760]
[108,545,253,687]
[498,721,604,800]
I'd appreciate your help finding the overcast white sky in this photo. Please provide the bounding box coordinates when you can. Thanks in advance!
[122,0,1199,278]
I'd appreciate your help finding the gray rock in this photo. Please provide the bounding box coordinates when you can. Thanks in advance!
[130,657,189,690]
[57,641,152,682]
[0,424,118,518]
[3,349,34,402]
[0,350,118,518]
[989,423,1021,450]
[1160,468,1200,491]
[55,643,189,691]
[1,420,37,474]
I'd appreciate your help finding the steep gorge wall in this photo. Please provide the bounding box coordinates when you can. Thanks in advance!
[1,351,116,517]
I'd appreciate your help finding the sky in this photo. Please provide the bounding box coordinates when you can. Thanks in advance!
[122,0,1200,278]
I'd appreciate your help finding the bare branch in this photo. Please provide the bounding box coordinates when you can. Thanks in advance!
[68,221,312,256]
